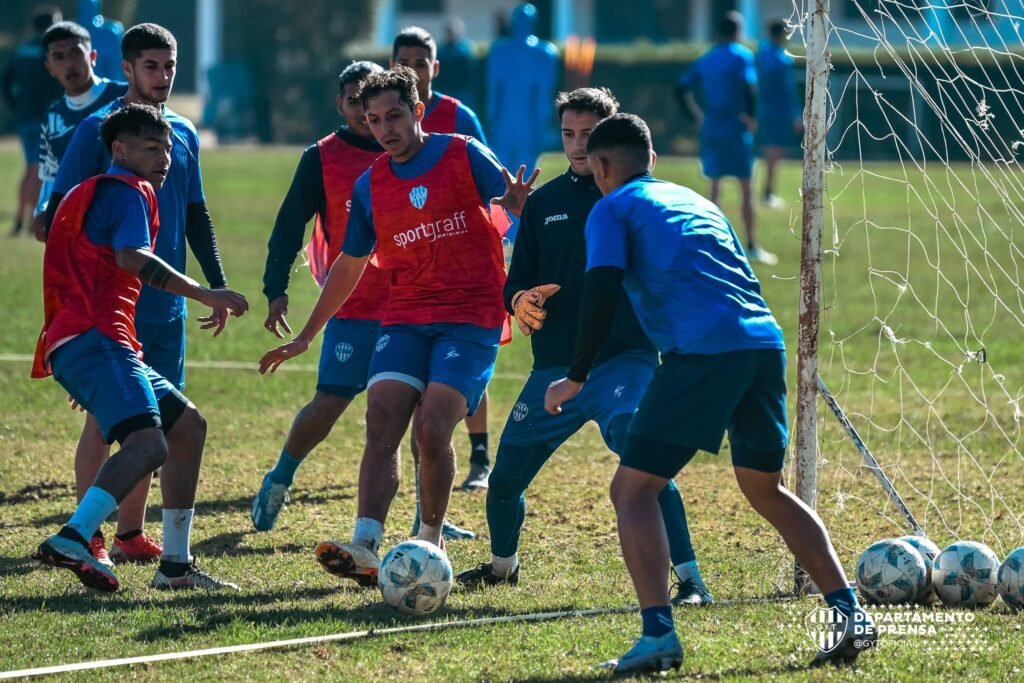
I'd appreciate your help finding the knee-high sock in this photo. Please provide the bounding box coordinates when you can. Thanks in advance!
[486,442,553,558]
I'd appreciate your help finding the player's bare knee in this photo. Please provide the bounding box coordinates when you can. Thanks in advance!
[123,428,169,471]
[413,412,453,459]
[311,392,348,422]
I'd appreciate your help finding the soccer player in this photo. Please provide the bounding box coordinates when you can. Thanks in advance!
[47,23,230,566]
[32,103,248,592]
[545,113,876,672]
[259,66,535,587]
[676,11,777,266]
[2,6,63,236]
[455,88,712,607]
[252,60,387,531]
[756,18,803,208]
[392,26,492,500]
[34,21,128,240]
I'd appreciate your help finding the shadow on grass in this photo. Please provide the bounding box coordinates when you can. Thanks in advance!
[0,554,37,578]
[191,530,308,558]
[0,479,74,506]
[512,660,811,681]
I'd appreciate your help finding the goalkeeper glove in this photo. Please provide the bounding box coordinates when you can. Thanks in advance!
[512,283,560,336]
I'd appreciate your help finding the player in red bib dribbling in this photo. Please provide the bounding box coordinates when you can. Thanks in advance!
[259,66,535,587]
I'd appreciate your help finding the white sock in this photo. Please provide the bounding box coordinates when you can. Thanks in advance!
[416,522,442,547]
[66,487,118,540]
[162,508,194,563]
[353,517,383,553]
[492,553,519,577]
[674,560,704,584]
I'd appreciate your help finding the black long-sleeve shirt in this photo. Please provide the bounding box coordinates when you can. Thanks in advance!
[262,127,383,302]
[504,168,656,370]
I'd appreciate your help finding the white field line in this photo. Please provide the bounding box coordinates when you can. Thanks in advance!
[0,595,797,679]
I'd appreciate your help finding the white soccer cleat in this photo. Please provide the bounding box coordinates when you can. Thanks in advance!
[151,559,239,591]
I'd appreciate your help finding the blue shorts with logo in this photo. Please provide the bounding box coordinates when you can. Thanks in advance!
[700,124,755,179]
[50,329,186,444]
[368,323,501,415]
[623,349,788,478]
[317,317,381,399]
[136,317,186,391]
[501,351,658,454]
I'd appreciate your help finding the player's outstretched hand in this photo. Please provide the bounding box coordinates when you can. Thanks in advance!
[264,295,292,339]
[197,287,249,328]
[492,165,540,218]
[259,337,309,374]
[545,377,582,415]
[198,306,230,337]
[513,283,561,336]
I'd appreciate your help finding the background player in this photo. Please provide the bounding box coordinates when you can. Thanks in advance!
[48,23,230,566]
[456,88,712,607]
[32,104,248,593]
[259,66,535,587]
[35,20,128,240]
[756,18,803,208]
[545,113,875,673]
[676,11,776,266]
[392,26,491,503]
[252,60,386,531]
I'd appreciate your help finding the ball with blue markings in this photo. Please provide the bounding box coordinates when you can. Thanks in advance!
[933,541,1000,608]
[856,538,928,605]
[997,546,1024,610]
[898,535,941,604]
[378,540,453,615]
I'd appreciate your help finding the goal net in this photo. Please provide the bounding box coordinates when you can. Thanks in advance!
[793,0,1024,575]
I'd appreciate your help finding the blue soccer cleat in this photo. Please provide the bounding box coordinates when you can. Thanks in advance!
[35,532,119,593]
[251,472,290,531]
[599,632,684,673]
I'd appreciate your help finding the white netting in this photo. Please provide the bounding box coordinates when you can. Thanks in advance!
[793,0,1024,559]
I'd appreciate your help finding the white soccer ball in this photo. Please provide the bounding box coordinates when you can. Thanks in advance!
[378,540,452,616]
[997,546,1024,610]
[898,535,941,604]
[856,538,927,605]
[933,541,1000,608]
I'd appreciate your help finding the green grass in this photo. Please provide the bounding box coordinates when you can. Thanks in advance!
[0,147,1022,681]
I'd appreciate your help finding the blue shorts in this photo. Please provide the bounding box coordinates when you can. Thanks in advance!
[700,124,755,179]
[50,329,187,445]
[136,317,186,390]
[317,317,381,399]
[501,352,658,454]
[17,122,40,164]
[368,323,501,415]
[759,117,798,149]
[622,350,788,478]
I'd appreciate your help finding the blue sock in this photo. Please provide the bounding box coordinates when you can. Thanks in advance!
[824,587,860,617]
[640,605,674,639]
[269,450,302,486]
[66,487,118,540]
[658,479,696,567]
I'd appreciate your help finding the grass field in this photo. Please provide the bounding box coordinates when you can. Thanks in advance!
[1,145,1022,682]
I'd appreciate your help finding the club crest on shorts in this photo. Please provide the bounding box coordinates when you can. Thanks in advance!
[805,606,847,654]
[376,334,390,353]
[409,185,428,210]
[512,402,529,422]
[335,342,354,363]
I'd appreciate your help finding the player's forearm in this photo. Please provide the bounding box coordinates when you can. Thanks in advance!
[185,201,227,288]
[681,91,702,121]
[117,247,206,301]
[297,253,368,343]
[567,266,624,383]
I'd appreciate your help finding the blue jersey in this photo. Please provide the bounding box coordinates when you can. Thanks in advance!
[342,134,506,257]
[37,78,128,214]
[425,91,488,144]
[54,98,205,323]
[679,42,757,129]
[756,43,799,122]
[585,175,784,355]
[83,164,153,252]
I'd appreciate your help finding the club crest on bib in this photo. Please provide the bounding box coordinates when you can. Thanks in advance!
[409,185,428,210]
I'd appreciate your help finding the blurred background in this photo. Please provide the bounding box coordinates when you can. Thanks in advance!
[1,1,1020,155]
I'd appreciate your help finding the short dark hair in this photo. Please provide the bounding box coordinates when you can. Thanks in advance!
[586,113,652,167]
[122,23,176,63]
[339,60,384,94]
[392,26,436,61]
[768,19,788,40]
[32,6,62,34]
[357,65,420,112]
[718,11,743,39]
[555,87,619,120]
[42,21,91,53]
[100,103,172,152]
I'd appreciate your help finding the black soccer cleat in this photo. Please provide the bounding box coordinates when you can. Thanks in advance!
[670,578,715,606]
[455,562,519,590]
